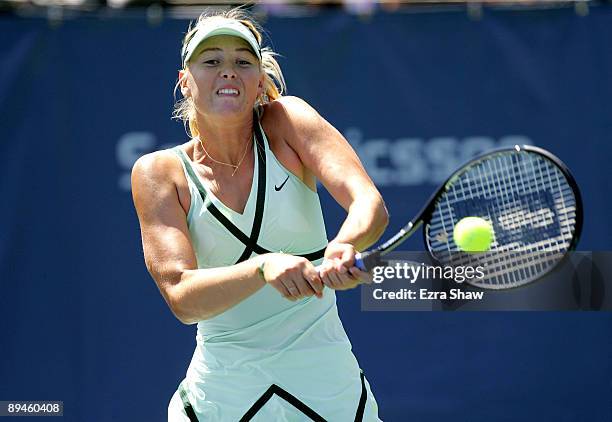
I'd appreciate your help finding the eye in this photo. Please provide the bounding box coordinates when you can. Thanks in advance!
[237,59,252,67]
[203,59,220,66]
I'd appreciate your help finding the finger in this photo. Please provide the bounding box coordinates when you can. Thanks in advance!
[326,269,345,289]
[287,273,315,299]
[330,262,360,289]
[287,284,301,300]
[293,275,317,298]
[334,258,349,273]
[335,271,357,289]
[272,280,295,301]
[281,279,300,301]
[319,269,335,289]
[303,275,323,298]
[341,247,355,268]
[311,276,324,298]
[348,266,371,284]
[304,266,324,297]
[318,262,336,288]
[319,271,333,289]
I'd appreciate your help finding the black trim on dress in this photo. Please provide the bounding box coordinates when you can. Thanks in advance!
[173,110,325,263]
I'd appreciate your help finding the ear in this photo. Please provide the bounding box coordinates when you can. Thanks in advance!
[178,70,190,97]
[257,73,265,97]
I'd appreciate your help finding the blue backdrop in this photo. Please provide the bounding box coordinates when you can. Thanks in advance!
[1,5,611,421]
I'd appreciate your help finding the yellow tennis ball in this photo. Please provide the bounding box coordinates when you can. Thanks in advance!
[453,217,494,252]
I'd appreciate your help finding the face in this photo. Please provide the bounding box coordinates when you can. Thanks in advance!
[179,35,264,118]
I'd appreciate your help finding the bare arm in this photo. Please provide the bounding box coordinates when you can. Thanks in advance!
[268,96,388,289]
[131,150,323,324]
[131,151,267,324]
[270,96,389,252]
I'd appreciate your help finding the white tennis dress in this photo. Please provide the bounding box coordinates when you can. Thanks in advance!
[167,112,381,422]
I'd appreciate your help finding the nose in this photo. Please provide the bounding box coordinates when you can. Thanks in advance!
[221,67,237,79]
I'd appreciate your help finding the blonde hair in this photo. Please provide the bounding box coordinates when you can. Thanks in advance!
[172,8,287,139]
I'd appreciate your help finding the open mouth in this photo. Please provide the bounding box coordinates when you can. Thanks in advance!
[217,88,240,96]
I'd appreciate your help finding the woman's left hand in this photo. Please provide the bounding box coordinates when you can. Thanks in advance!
[319,242,371,290]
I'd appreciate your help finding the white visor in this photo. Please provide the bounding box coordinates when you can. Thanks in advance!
[182,20,262,67]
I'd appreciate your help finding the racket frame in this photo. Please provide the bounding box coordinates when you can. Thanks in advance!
[358,145,583,281]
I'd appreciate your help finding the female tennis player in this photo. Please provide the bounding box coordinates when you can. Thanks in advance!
[131,9,388,421]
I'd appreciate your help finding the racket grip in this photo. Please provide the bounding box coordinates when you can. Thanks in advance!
[354,253,366,271]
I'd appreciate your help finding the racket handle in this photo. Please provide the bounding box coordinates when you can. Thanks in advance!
[315,253,365,271]
[354,253,366,271]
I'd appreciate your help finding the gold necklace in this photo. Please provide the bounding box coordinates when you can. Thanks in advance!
[198,136,251,177]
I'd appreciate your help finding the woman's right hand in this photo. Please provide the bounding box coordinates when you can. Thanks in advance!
[260,253,324,301]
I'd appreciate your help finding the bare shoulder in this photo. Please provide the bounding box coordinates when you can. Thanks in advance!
[132,149,180,175]
[263,96,322,135]
[131,148,191,215]
[262,96,330,163]
[131,149,182,190]
[271,95,315,113]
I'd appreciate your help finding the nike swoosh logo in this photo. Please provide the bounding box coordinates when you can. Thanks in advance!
[274,175,289,191]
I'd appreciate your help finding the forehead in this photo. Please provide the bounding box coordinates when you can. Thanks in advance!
[192,35,256,58]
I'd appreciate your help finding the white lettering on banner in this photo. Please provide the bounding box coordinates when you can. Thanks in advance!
[115,129,533,191]
[344,128,533,187]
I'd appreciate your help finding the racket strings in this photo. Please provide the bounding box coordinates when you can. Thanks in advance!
[426,150,578,289]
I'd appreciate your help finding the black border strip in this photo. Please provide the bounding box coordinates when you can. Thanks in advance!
[178,382,199,422]
[179,371,368,422]
[239,384,326,422]
[354,370,367,422]
[239,371,368,422]
[173,112,326,263]
[234,112,268,263]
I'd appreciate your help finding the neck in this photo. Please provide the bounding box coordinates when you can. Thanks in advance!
[194,112,254,164]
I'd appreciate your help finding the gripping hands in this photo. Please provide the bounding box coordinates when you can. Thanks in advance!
[260,243,371,301]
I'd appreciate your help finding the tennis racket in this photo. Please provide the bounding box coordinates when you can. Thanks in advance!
[350,145,583,290]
